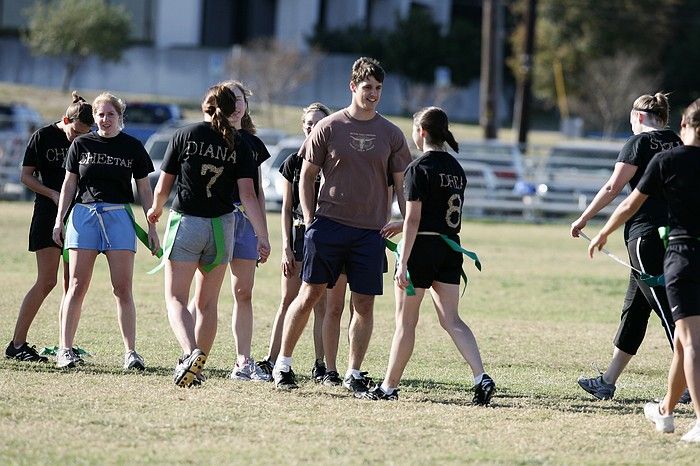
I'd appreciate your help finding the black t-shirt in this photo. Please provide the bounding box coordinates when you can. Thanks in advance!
[232,130,270,201]
[637,145,700,238]
[279,152,321,222]
[65,131,154,204]
[404,150,466,235]
[161,122,257,218]
[616,129,682,240]
[22,123,70,213]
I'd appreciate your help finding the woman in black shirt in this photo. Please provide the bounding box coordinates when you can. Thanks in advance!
[572,93,682,400]
[588,99,700,442]
[364,107,495,404]
[53,92,159,370]
[148,84,270,388]
[6,92,93,363]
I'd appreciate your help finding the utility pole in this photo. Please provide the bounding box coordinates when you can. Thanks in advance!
[480,0,503,140]
[512,0,537,152]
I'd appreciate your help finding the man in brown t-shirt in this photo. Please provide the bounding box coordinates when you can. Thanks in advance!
[273,57,412,395]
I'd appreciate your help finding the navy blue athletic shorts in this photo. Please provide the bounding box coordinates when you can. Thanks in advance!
[302,216,385,295]
[664,240,700,321]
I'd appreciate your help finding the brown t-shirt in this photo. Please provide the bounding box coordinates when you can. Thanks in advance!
[300,110,411,230]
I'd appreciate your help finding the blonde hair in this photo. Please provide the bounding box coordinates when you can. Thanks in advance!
[301,102,331,122]
[92,92,126,129]
[632,92,670,127]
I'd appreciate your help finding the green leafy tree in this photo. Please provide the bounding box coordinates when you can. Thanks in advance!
[509,0,679,129]
[23,0,131,91]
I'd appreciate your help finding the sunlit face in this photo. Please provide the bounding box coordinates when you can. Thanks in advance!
[302,110,327,137]
[95,102,120,138]
[350,76,382,113]
[64,119,92,142]
[412,123,424,151]
[230,86,247,127]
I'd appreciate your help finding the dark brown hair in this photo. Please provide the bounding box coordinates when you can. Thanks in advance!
[350,57,385,85]
[413,106,458,153]
[66,91,94,126]
[682,98,700,137]
[220,80,256,134]
[633,92,670,126]
[202,84,237,150]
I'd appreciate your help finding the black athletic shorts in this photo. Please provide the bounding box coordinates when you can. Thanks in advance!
[405,235,462,289]
[28,206,60,251]
[292,224,305,262]
[665,240,700,321]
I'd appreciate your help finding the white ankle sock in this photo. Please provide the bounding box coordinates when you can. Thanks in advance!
[275,356,293,372]
[346,369,362,379]
[474,373,485,385]
[380,382,395,394]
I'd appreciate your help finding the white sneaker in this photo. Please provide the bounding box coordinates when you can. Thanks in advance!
[229,358,271,382]
[644,402,675,433]
[56,347,79,369]
[681,421,700,443]
[124,350,145,370]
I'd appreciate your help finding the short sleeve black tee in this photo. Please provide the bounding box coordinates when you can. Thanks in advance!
[279,152,321,222]
[616,129,682,240]
[161,122,257,218]
[22,123,70,212]
[64,131,154,204]
[404,151,466,235]
[232,130,271,202]
[637,145,700,238]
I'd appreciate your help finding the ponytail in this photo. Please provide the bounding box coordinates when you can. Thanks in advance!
[413,106,457,152]
[202,85,237,151]
[65,90,94,126]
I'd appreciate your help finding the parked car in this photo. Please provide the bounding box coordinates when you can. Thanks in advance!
[260,137,304,211]
[123,102,182,145]
[0,103,43,200]
[132,127,178,204]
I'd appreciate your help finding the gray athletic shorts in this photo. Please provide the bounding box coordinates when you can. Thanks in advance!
[169,211,236,266]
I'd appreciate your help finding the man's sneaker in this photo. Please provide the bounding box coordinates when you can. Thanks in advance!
[312,360,326,383]
[173,349,207,388]
[230,358,272,382]
[473,374,496,406]
[124,350,145,371]
[343,372,374,397]
[5,341,48,363]
[359,385,399,401]
[256,359,274,378]
[681,421,700,443]
[273,366,298,390]
[644,401,674,433]
[679,389,692,404]
[577,374,616,400]
[322,370,342,387]
[56,347,80,369]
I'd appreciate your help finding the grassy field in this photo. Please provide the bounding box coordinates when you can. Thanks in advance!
[0,201,697,464]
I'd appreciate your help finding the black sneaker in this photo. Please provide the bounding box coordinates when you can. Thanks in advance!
[311,359,326,383]
[359,385,399,401]
[322,370,342,386]
[473,373,496,406]
[5,341,48,363]
[273,367,298,390]
[343,372,374,397]
[256,359,274,378]
[679,388,692,404]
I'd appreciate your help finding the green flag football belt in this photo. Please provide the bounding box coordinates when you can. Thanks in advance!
[62,204,163,263]
[579,231,664,287]
[147,210,226,275]
[385,232,482,296]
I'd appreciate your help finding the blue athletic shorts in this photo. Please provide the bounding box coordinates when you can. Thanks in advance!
[302,216,385,295]
[169,211,235,265]
[232,208,258,261]
[65,203,136,253]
